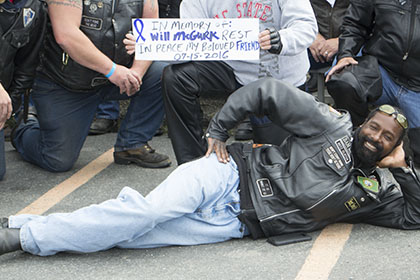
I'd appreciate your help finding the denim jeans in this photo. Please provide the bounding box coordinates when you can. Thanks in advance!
[13,62,166,172]
[96,100,120,120]
[374,66,420,129]
[0,129,5,180]
[9,154,246,256]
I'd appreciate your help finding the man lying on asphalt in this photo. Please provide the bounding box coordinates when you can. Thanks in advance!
[1,78,419,257]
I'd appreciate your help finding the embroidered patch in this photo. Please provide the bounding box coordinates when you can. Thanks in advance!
[256,178,273,197]
[335,137,351,164]
[23,8,35,28]
[345,196,361,212]
[81,16,103,30]
[325,145,344,170]
[357,176,379,193]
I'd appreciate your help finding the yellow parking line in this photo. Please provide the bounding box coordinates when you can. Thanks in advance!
[17,148,114,215]
[295,223,353,280]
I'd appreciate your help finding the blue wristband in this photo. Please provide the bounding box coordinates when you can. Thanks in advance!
[105,62,117,78]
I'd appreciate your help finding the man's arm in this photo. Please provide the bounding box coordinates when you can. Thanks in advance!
[206,78,348,162]
[326,0,374,81]
[206,78,346,142]
[0,83,12,130]
[46,0,140,94]
[336,0,374,61]
[130,0,159,92]
[360,144,420,229]
[259,0,317,55]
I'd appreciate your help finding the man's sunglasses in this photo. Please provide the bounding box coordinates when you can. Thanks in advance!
[378,104,408,129]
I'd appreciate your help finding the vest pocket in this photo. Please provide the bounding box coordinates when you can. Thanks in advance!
[10,31,30,48]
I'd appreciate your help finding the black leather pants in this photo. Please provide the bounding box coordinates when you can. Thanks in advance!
[162,61,239,165]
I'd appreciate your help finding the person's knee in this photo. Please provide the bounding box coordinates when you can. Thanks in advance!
[162,63,199,98]
[42,154,77,172]
[162,64,180,92]
[327,80,359,102]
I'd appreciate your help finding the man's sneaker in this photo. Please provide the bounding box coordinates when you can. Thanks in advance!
[89,118,118,135]
[114,143,171,168]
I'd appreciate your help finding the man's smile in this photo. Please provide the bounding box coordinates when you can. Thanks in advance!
[364,141,378,152]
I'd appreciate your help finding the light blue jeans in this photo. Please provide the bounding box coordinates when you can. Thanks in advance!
[9,154,246,256]
[374,66,420,128]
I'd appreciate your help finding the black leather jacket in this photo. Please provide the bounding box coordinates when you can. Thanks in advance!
[310,0,349,39]
[338,0,420,91]
[207,78,420,239]
[0,0,47,111]
[38,0,144,92]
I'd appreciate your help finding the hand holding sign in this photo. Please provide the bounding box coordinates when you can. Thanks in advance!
[124,33,137,55]
[132,18,260,61]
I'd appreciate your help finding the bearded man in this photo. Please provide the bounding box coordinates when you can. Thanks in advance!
[1,78,419,257]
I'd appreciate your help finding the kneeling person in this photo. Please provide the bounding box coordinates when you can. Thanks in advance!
[11,0,170,171]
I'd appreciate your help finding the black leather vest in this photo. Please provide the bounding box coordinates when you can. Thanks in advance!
[38,0,144,92]
[310,0,350,39]
[0,0,47,92]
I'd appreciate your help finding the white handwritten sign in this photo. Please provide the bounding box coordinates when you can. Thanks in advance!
[132,18,260,61]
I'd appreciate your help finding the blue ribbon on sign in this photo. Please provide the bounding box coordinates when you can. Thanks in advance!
[134,19,146,42]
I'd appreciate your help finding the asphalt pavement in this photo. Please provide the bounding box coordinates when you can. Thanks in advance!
[0,132,419,280]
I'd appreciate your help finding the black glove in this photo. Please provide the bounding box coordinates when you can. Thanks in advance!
[266,27,283,55]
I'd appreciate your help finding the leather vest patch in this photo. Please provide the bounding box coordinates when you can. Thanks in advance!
[325,145,344,170]
[344,196,361,212]
[81,15,103,30]
[335,136,351,164]
[256,178,273,197]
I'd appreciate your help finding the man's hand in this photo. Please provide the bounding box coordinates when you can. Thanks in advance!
[325,57,358,82]
[319,38,339,62]
[123,33,136,55]
[0,84,12,130]
[377,142,408,168]
[309,33,327,63]
[258,29,272,51]
[205,137,230,163]
[108,64,141,96]
[258,28,282,54]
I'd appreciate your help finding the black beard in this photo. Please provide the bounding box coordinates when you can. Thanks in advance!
[353,127,384,168]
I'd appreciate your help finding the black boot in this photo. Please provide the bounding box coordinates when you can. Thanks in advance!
[252,122,290,146]
[0,228,21,255]
[408,127,420,168]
